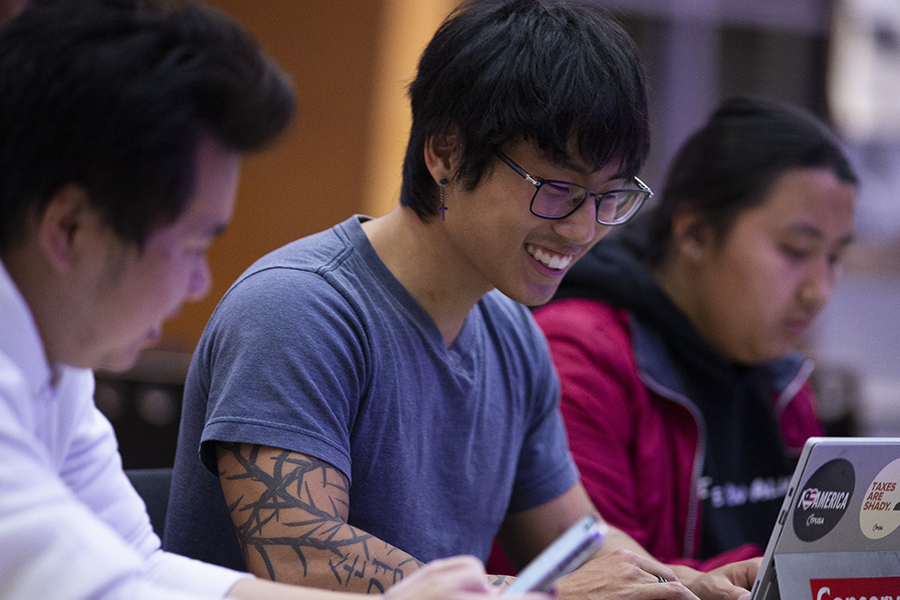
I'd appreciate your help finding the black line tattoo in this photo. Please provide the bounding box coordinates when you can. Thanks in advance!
[217,442,423,591]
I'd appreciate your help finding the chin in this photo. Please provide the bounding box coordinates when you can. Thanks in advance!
[502,290,548,308]
[521,289,559,308]
[737,348,786,367]
[95,347,144,373]
[501,280,560,308]
[96,358,138,374]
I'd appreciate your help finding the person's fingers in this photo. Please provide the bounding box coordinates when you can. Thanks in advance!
[502,592,552,600]
[622,551,680,583]
[419,555,494,593]
[722,558,761,590]
[555,550,700,600]
[653,581,703,600]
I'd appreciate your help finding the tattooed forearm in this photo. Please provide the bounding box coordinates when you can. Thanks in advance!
[332,554,424,593]
[215,442,424,592]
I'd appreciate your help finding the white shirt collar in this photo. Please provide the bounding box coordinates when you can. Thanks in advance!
[0,258,57,397]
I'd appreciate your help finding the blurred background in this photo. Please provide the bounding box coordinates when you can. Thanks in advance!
[3,0,899,467]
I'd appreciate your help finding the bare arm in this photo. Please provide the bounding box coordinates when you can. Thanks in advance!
[216,443,423,593]
[498,482,759,600]
[497,483,704,600]
[495,481,654,569]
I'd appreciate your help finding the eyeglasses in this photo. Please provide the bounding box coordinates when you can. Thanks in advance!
[495,151,652,226]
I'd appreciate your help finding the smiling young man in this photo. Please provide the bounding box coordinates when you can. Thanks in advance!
[0,1,527,600]
[165,2,755,600]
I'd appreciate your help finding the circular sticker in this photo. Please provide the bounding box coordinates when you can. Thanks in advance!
[859,457,900,539]
[793,458,855,542]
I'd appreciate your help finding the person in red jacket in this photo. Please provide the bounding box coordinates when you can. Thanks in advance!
[534,97,857,572]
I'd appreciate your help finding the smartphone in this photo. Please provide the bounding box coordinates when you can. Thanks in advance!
[501,515,607,595]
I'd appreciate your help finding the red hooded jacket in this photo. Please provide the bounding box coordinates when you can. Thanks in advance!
[532,298,822,570]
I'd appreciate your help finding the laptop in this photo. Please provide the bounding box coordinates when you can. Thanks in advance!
[750,437,900,600]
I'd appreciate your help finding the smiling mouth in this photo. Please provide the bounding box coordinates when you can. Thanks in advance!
[526,243,573,270]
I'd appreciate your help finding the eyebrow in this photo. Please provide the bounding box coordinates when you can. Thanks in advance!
[549,157,630,184]
[786,223,855,246]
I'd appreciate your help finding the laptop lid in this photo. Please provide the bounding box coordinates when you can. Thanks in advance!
[750,437,900,600]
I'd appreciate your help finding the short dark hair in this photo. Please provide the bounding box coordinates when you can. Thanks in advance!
[400,0,649,220]
[0,0,295,253]
[636,97,858,266]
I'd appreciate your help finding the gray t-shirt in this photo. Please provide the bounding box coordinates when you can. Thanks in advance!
[164,215,578,571]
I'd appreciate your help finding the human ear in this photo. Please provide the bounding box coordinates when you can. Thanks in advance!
[671,207,708,261]
[36,184,96,272]
[423,129,461,183]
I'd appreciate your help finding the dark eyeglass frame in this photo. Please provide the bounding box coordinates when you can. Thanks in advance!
[495,151,652,226]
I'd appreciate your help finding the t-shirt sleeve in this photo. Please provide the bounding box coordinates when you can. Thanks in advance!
[196,267,368,481]
[503,302,579,514]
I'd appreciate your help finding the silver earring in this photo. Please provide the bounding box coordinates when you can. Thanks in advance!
[438,178,448,221]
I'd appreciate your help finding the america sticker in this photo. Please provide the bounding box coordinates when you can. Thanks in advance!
[859,457,900,540]
[793,458,854,542]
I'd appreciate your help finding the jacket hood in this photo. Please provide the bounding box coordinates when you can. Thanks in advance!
[555,233,739,392]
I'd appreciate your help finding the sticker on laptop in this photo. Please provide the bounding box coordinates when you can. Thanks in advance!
[859,457,900,540]
[811,576,900,600]
[793,458,854,542]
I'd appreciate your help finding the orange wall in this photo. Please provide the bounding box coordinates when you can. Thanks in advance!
[161,1,385,351]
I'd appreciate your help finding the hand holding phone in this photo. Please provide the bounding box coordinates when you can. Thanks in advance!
[501,515,607,595]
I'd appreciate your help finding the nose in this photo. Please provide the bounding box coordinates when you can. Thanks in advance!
[551,196,605,244]
[186,257,212,302]
[798,257,836,312]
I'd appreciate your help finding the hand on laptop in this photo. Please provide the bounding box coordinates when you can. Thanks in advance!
[671,558,761,600]
[556,549,700,600]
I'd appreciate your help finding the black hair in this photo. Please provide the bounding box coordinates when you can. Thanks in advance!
[0,0,295,253]
[400,0,649,220]
[637,97,858,266]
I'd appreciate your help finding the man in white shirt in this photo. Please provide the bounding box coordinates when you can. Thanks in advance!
[0,1,539,599]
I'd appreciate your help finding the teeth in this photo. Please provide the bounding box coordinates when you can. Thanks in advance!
[526,244,573,270]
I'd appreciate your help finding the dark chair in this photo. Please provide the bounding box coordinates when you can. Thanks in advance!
[126,467,173,540]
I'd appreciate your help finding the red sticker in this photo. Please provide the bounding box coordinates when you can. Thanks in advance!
[811,577,900,600]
